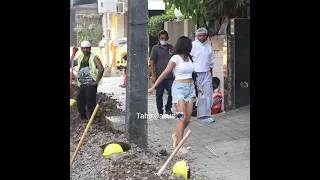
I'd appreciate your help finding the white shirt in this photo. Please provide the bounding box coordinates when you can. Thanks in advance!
[169,55,194,80]
[190,40,214,72]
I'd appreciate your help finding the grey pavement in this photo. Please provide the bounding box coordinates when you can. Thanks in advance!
[98,77,250,180]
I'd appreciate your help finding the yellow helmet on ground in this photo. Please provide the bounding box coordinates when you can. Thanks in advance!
[172,160,190,180]
[70,99,76,107]
[120,52,127,58]
[103,143,123,158]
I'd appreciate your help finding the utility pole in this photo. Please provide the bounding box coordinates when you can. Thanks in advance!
[125,0,148,149]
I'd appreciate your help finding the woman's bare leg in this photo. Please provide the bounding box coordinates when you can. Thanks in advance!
[184,98,194,129]
[175,98,188,147]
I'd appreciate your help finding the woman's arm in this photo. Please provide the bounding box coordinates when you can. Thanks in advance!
[151,61,175,90]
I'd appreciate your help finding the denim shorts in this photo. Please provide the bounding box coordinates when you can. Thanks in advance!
[171,81,196,104]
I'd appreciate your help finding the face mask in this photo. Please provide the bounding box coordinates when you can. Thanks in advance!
[196,39,205,46]
[160,40,168,45]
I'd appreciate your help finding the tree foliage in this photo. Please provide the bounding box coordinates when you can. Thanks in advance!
[164,0,249,26]
[148,5,181,37]
[148,14,175,37]
[73,14,102,46]
[207,0,248,18]
[164,0,208,27]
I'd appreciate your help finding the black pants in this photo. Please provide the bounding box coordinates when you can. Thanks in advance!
[191,102,197,117]
[77,84,97,119]
[156,78,174,114]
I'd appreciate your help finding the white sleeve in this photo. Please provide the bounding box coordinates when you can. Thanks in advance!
[208,46,214,68]
[190,42,196,56]
[209,50,214,68]
[169,55,179,65]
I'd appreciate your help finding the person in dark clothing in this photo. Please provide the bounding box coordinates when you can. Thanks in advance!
[149,30,174,115]
[70,41,104,120]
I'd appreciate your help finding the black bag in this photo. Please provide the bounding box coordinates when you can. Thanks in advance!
[188,54,199,97]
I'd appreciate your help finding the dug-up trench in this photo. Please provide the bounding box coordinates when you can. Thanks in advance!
[70,86,206,180]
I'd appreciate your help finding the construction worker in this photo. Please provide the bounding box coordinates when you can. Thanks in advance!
[119,52,127,88]
[70,41,104,121]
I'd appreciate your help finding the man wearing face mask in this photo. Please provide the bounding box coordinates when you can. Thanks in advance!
[190,28,215,123]
[150,30,174,116]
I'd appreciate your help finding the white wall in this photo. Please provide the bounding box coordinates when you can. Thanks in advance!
[148,0,165,10]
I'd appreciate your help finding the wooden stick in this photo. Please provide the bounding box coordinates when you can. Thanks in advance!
[156,130,192,176]
[70,100,101,168]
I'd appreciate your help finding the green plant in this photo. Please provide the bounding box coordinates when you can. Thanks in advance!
[73,14,102,46]
[148,14,176,37]
[148,5,188,37]
[165,0,249,26]
[165,4,176,16]
[165,0,208,27]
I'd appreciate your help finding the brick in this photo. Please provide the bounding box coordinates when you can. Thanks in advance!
[188,152,207,159]
[224,159,250,171]
[228,154,248,161]
[218,119,234,126]
[220,130,248,140]
[219,171,242,180]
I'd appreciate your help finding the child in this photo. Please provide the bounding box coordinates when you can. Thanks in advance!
[211,77,222,114]
[191,77,222,117]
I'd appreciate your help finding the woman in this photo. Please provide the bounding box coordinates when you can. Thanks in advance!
[148,36,195,154]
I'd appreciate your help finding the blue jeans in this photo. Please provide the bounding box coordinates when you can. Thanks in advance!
[171,81,196,104]
[156,78,174,114]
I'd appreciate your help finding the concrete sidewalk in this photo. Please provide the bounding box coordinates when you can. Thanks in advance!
[98,77,250,180]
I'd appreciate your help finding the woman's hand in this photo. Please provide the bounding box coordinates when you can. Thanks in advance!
[148,88,155,96]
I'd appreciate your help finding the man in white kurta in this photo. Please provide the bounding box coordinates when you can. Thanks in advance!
[190,28,214,122]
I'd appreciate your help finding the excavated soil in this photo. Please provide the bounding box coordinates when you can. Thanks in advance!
[70,84,78,99]
[70,92,205,180]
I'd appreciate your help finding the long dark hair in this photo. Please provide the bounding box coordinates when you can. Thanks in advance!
[173,36,193,62]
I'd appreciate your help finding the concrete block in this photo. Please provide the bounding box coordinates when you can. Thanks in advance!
[105,115,125,132]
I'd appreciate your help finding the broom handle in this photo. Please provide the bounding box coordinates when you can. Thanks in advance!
[70,99,102,167]
[156,130,191,176]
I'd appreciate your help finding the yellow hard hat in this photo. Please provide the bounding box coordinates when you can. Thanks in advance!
[172,160,190,180]
[70,99,76,106]
[120,52,127,58]
[103,143,123,158]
